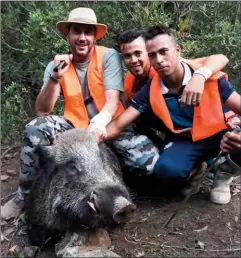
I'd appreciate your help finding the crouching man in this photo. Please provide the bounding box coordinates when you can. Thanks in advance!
[100,25,241,204]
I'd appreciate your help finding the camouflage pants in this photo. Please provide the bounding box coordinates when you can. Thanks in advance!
[110,124,159,175]
[18,115,160,198]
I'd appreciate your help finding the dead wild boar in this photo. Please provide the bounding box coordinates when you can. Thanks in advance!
[25,128,136,247]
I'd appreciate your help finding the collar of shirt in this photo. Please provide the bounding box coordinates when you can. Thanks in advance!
[161,62,192,94]
[73,60,90,70]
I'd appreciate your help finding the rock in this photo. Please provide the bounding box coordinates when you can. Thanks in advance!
[1,175,10,181]
[63,246,120,257]
[21,246,39,258]
[55,232,87,257]
[87,229,111,249]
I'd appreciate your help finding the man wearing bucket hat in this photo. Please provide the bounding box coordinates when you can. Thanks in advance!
[1,7,160,220]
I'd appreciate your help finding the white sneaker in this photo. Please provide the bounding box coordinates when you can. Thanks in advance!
[210,170,233,204]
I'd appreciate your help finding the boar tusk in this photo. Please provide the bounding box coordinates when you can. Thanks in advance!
[87,201,97,213]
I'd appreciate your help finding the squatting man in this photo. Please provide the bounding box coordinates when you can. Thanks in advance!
[100,25,241,205]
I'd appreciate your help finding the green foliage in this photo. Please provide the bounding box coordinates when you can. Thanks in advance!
[1,82,35,143]
[11,250,23,258]
[1,1,241,143]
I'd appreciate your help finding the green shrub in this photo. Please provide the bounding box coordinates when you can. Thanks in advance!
[1,82,35,143]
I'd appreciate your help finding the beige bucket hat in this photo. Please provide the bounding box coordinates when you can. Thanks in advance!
[56,7,107,40]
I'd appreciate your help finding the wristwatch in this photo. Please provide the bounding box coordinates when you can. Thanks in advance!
[193,67,212,81]
[49,74,60,83]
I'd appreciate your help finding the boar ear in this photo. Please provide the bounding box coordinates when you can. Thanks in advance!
[39,145,56,178]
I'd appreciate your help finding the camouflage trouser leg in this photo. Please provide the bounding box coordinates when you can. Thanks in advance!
[111,125,160,176]
[18,115,73,199]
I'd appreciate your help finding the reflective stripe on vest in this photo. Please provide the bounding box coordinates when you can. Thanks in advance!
[150,71,228,141]
[60,46,125,128]
[124,66,156,102]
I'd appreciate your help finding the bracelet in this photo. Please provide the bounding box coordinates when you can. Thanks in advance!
[193,67,212,81]
[49,74,60,83]
[193,72,207,81]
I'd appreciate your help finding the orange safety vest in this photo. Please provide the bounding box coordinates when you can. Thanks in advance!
[124,66,157,102]
[60,46,125,128]
[150,71,229,142]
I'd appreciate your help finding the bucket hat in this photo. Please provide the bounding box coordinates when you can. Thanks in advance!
[56,7,107,40]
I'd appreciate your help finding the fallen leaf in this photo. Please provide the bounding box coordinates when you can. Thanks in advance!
[195,240,205,249]
[9,245,21,254]
[4,154,12,159]
[3,227,15,237]
[193,225,208,232]
[140,217,148,223]
[109,245,115,251]
[1,220,7,226]
[6,169,17,176]
[231,188,241,195]
[135,250,145,257]
[1,175,10,181]
[13,151,18,157]
[226,222,233,231]
[234,216,239,222]
[21,246,39,258]
[168,231,183,235]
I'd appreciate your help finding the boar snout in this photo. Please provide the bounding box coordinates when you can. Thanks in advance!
[113,197,136,224]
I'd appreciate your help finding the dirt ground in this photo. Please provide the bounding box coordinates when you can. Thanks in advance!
[1,147,241,257]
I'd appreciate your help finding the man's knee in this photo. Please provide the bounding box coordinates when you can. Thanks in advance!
[113,133,159,174]
[23,115,72,146]
[153,156,189,179]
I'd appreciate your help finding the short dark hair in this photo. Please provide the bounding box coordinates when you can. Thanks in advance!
[118,29,143,45]
[145,25,175,42]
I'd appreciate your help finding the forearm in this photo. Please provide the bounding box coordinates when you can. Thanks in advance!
[201,54,229,73]
[101,98,119,118]
[35,79,59,115]
[183,54,229,74]
[106,106,141,140]
[106,120,123,140]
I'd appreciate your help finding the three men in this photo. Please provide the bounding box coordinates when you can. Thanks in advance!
[2,8,239,222]
[1,8,160,220]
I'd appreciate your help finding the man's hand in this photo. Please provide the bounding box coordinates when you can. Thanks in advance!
[220,130,241,153]
[91,128,106,144]
[180,74,206,107]
[88,110,112,143]
[52,54,73,79]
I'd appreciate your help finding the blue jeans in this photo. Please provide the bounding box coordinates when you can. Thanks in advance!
[153,131,225,179]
